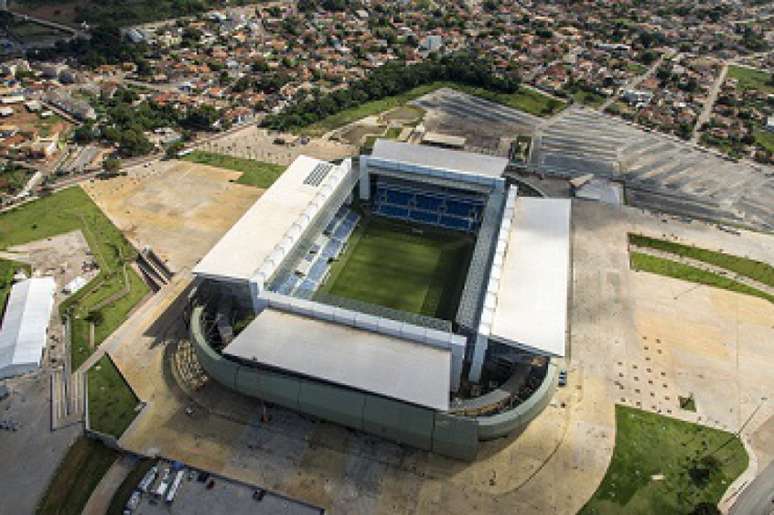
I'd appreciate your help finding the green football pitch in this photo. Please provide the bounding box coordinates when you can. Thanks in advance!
[316,217,474,320]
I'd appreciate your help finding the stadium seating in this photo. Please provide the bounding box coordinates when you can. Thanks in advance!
[372,179,483,232]
[271,206,361,298]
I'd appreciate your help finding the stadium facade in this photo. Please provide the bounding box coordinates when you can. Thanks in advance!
[189,140,571,460]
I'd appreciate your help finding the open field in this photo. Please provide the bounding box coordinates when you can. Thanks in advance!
[83,159,261,272]
[629,233,774,287]
[0,186,149,368]
[37,436,119,515]
[181,151,285,188]
[300,81,563,137]
[88,354,141,437]
[318,217,473,320]
[727,65,774,94]
[581,405,748,515]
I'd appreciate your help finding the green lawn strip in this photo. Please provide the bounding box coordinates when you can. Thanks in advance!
[36,436,119,515]
[88,354,141,437]
[629,234,774,288]
[0,258,30,313]
[319,217,472,319]
[181,150,285,188]
[571,89,607,107]
[0,187,150,368]
[300,81,565,136]
[727,65,774,94]
[630,252,773,303]
[580,405,748,515]
[753,129,774,153]
[107,458,154,515]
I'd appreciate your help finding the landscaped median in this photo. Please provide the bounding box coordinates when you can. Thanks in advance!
[581,405,748,515]
[628,234,774,304]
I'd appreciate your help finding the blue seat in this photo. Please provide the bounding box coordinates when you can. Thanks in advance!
[410,210,438,224]
[440,216,470,231]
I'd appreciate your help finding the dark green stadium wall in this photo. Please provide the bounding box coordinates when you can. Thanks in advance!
[190,305,557,461]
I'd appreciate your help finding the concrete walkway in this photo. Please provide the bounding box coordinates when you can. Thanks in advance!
[81,454,137,515]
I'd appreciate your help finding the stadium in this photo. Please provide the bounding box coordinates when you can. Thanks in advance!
[188,140,571,460]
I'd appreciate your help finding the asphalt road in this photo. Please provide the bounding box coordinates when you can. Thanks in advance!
[731,460,774,515]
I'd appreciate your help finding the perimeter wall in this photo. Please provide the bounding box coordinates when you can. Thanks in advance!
[189,305,557,461]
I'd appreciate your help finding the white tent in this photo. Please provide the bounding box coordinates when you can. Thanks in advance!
[0,277,56,379]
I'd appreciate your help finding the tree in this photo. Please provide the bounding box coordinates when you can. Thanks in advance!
[103,157,121,173]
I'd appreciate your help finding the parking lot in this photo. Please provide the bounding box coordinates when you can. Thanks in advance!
[531,106,774,231]
[128,461,322,515]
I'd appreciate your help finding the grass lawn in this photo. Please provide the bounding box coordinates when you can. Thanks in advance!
[317,217,473,320]
[571,89,607,107]
[37,436,119,515]
[88,355,141,437]
[0,187,150,369]
[754,129,774,153]
[0,258,30,313]
[181,150,285,189]
[629,234,774,288]
[580,405,748,515]
[630,252,773,303]
[107,458,154,515]
[727,65,774,94]
[300,81,565,136]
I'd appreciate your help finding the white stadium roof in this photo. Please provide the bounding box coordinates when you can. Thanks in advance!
[488,198,571,357]
[371,139,508,178]
[0,277,56,379]
[223,308,451,410]
[193,156,346,282]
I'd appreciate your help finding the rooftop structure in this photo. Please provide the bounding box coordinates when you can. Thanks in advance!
[193,156,356,283]
[223,308,451,410]
[370,139,508,179]
[0,277,56,379]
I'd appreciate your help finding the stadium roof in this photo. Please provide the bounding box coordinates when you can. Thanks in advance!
[488,198,571,357]
[371,139,508,178]
[223,308,451,410]
[0,277,56,379]
[194,156,344,282]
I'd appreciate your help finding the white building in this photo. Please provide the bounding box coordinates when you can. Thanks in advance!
[0,277,56,379]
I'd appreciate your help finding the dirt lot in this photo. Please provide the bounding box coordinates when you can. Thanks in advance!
[82,160,261,273]
[199,126,356,165]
